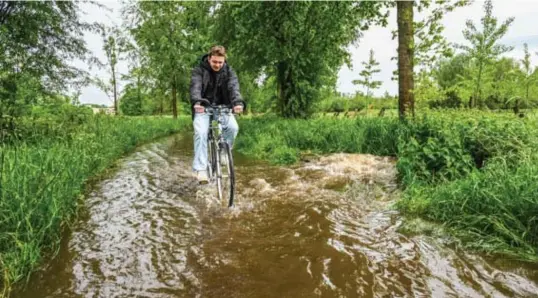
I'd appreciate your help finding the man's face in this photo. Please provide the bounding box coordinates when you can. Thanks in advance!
[208,55,225,72]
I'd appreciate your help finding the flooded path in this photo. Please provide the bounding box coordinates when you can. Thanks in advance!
[16,133,538,297]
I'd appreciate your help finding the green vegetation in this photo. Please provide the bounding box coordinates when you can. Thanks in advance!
[0,109,190,294]
[236,116,399,164]
[235,110,538,261]
[2,0,538,296]
[215,1,385,118]
[396,112,538,261]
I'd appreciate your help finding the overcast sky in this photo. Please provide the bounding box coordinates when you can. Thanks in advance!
[77,0,538,106]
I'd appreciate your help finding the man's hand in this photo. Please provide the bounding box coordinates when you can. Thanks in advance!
[194,103,205,113]
[233,105,243,114]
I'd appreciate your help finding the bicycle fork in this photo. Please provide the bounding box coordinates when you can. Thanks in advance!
[214,123,224,201]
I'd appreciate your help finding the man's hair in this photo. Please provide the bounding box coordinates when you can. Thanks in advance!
[209,45,226,58]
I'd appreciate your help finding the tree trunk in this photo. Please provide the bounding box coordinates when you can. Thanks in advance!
[111,65,118,115]
[277,61,289,117]
[366,86,370,116]
[172,81,178,119]
[397,1,415,120]
[137,74,142,115]
[474,62,484,108]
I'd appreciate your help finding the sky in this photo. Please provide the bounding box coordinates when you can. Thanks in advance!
[76,0,538,106]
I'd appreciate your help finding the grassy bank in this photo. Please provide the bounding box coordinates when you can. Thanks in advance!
[0,115,191,295]
[235,110,538,261]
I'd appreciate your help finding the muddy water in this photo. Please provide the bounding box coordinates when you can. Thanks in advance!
[16,133,538,298]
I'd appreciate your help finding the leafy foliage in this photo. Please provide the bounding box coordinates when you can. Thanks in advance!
[0,1,99,141]
[455,0,514,107]
[119,83,144,116]
[0,1,97,92]
[412,0,472,68]
[124,1,215,118]
[215,1,385,118]
[93,24,126,115]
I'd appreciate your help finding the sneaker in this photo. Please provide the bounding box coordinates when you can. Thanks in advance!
[196,170,209,184]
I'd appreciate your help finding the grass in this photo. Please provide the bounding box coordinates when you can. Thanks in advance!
[2,107,536,295]
[235,109,538,261]
[235,115,400,164]
[0,115,191,296]
[398,157,538,261]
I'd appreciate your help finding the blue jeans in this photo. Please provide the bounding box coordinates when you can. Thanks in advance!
[192,112,239,172]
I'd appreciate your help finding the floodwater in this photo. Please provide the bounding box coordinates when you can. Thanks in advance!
[14,133,538,297]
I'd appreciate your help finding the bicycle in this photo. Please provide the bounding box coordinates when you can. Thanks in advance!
[205,105,236,207]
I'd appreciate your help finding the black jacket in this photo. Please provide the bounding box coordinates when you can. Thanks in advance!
[189,54,246,110]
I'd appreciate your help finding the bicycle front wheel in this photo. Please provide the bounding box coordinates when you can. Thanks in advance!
[207,137,217,181]
[216,141,235,207]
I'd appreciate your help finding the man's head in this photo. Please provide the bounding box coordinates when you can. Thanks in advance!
[208,45,226,72]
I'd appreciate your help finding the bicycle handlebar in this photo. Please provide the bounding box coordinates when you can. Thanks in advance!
[204,105,234,115]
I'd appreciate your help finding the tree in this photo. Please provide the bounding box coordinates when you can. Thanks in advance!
[491,57,521,110]
[352,49,382,97]
[389,1,471,81]
[125,1,215,118]
[215,1,385,118]
[409,1,471,109]
[397,1,415,120]
[413,0,471,69]
[0,1,97,120]
[434,54,469,90]
[0,2,96,90]
[415,69,443,108]
[390,1,471,118]
[431,53,471,105]
[94,25,125,115]
[119,83,144,115]
[456,0,514,108]
[502,46,537,114]
[521,43,536,107]
[121,48,146,116]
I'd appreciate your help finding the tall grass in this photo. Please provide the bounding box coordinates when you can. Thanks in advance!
[235,110,538,261]
[0,115,190,295]
[236,116,400,164]
[398,156,538,261]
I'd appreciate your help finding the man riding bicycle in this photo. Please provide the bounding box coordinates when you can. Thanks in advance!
[190,45,246,183]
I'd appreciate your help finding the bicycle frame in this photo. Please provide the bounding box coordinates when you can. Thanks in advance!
[205,105,235,207]
[206,105,230,172]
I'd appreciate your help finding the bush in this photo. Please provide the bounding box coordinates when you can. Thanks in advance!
[428,91,463,109]
[396,111,535,185]
[1,104,95,145]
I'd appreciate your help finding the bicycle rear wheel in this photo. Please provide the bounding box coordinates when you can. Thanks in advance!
[216,141,235,207]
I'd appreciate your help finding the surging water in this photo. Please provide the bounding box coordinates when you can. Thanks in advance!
[15,133,538,298]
